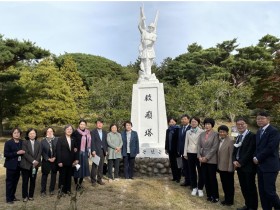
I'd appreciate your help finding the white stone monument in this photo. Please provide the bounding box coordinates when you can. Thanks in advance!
[131,6,167,158]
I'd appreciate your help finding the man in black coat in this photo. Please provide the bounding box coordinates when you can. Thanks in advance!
[233,117,258,210]
[165,118,181,182]
[177,114,191,186]
[253,112,280,210]
[91,119,108,185]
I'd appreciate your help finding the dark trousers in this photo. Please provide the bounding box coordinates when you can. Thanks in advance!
[41,168,57,193]
[58,166,72,193]
[168,153,181,181]
[188,153,204,190]
[219,171,234,204]
[201,163,219,199]
[257,170,280,210]
[22,168,37,198]
[6,168,21,202]
[91,153,105,183]
[123,153,135,179]
[182,156,190,184]
[237,169,258,209]
[108,158,120,179]
[74,178,83,185]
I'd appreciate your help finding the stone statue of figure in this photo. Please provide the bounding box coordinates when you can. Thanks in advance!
[138,6,159,83]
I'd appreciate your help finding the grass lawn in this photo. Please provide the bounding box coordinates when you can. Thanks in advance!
[0,137,279,210]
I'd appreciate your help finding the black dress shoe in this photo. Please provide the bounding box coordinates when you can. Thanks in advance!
[180,183,190,186]
[207,197,212,201]
[221,200,233,206]
[237,206,248,210]
[221,200,227,205]
[211,198,219,203]
[7,201,14,204]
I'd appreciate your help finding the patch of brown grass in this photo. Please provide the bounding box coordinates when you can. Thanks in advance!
[0,169,278,210]
[0,140,279,210]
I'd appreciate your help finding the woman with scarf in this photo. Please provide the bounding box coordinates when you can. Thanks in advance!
[72,119,91,189]
[40,127,58,196]
[183,117,204,197]
[165,117,181,182]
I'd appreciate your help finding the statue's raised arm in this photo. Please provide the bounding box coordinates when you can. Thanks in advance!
[138,6,146,33]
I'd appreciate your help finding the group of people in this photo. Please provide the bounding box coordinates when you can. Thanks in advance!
[4,119,139,204]
[165,111,280,210]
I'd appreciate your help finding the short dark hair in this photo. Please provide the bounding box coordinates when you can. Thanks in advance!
[63,124,74,132]
[168,117,177,123]
[235,117,248,124]
[181,114,190,120]
[109,123,118,131]
[44,127,55,136]
[25,128,38,140]
[11,127,22,137]
[123,120,133,127]
[203,118,215,128]
[79,119,87,125]
[218,125,229,133]
[95,118,104,124]
[257,111,270,117]
[190,116,200,125]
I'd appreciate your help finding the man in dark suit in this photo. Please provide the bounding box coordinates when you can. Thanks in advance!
[233,117,258,210]
[253,111,280,210]
[165,117,181,182]
[91,119,108,185]
[177,114,191,186]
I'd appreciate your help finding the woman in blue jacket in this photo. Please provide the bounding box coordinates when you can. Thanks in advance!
[121,121,139,179]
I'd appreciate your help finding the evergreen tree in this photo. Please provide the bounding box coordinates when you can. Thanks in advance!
[196,79,252,122]
[0,34,50,72]
[0,68,24,135]
[59,56,89,117]
[9,59,78,130]
[164,79,203,118]
[0,34,50,135]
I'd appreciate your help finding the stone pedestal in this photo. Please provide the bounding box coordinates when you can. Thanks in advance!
[131,82,168,158]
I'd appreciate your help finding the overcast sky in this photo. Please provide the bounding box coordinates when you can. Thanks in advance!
[1,1,280,66]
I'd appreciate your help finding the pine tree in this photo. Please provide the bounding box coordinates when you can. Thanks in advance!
[10,59,79,129]
[59,56,89,117]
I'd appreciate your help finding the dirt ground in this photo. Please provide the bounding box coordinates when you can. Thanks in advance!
[0,139,279,210]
